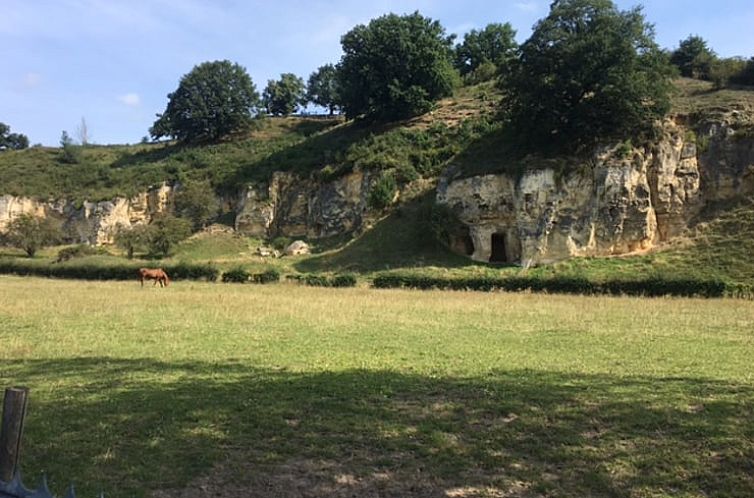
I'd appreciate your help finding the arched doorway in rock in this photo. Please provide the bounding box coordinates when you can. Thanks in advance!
[489,232,508,263]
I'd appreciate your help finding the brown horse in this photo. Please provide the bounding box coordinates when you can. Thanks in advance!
[138,268,170,287]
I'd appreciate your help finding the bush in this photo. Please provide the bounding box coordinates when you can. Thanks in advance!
[304,274,331,287]
[56,244,102,263]
[331,273,358,288]
[0,259,218,282]
[222,267,250,283]
[251,268,280,284]
[372,271,728,298]
[368,173,397,210]
[271,236,293,251]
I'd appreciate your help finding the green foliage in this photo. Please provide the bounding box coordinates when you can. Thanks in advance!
[670,35,716,79]
[251,268,280,284]
[151,60,259,143]
[299,273,357,288]
[615,139,634,159]
[59,130,80,164]
[114,224,153,259]
[174,180,220,229]
[221,266,250,283]
[263,73,306,116]
[464,61,499,85]
[368,172,397,210]
[306,64,341,115]
[454,23,517,76]
[0,259,218,281]
[338,12,458,120]
[270,236,293,251]
[56,244,102,263]
[709,57,748,89]
[147,215,192,258]
[3,214,62,257]
[0,122,29,151]
[372,271,729,298]
[503,0,675,153]
[330,273,357,287]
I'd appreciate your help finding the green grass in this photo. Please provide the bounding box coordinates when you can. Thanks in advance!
[0,277,752,497]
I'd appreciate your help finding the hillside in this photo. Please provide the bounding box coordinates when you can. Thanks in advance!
[1,79,753,288]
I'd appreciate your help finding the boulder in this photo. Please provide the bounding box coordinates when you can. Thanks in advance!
[284,240,310,256]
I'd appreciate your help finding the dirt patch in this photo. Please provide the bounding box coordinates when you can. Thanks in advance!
[152,455,533,498]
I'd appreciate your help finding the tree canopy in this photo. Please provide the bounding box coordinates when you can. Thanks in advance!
[670,35,716,79]
[151,60,259,143]
[503,0,674,153]
[337,12,458,121]
[0,123,29,151]
[3,214,62,257]
[174,180,220,230]
[262,73,306,116]
[306,64,341,115]
[454,23,518,76]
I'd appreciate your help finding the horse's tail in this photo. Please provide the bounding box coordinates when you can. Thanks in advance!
[163,272,170,287]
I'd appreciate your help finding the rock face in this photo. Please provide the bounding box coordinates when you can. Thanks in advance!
[0,183,175,245]
[437,118,752,266]
[235,170,374,238]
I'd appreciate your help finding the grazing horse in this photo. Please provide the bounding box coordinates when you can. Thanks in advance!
[138,268,170,287]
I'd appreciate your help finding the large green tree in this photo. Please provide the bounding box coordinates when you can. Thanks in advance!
[151,60,259,143]
[503,0,674,153]
[306,64,341,115]
[454,23,518,76]
[337,12,458,121]
[147,215,192,258]
[671,35,716,79]
[0,123,29,151]
[262,73,306,116]
[3,214,62,257]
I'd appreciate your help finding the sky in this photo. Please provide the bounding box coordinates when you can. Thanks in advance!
[2,0,754,146]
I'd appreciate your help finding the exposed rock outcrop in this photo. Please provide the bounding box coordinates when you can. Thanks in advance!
[437,117,751,266]
[0,183,175,245]
[235,169,374,239]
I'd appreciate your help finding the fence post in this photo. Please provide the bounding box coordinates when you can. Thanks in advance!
[0,387,29,482]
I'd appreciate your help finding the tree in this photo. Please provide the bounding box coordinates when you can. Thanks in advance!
[76,117,90,145]
[306,64,341,115]
[147,215,192,258]
[150,60,259,143]
[4,214,62,257]
[671,35,716,79]
[114,224,153,259]
[0,123,29,151]
[503,0,674,153]
[174,180,219,230]
[454,23,518,77]
[59,130,80,164]
[262,73,306,116]
[337,12,458,121]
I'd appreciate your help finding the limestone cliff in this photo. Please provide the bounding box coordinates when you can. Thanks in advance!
[0,183,174,245]
[437,116,753,266]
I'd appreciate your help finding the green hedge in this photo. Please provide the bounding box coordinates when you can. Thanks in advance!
[372,272,735,298]
[221,267,250,283]
[251,269,280,284]
[0,259,219,282]
[300,273,358,288]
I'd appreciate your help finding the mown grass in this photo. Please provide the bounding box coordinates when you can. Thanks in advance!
[0,277,752,497]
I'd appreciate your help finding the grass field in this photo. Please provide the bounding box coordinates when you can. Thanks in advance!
[1,277,752,497]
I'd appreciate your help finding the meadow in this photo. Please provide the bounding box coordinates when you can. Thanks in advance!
[1,276,752,497]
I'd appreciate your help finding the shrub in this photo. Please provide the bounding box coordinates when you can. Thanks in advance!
[368,172,397,210]
[304,274,330,287]
[222,267,250,283]
[271,236,293,251]
[251,268,280,284]
[56,244,101,263]
[331,273,358,288]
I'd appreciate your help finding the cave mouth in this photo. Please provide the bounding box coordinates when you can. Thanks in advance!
[489,232,508,263]
[449,232,475,256]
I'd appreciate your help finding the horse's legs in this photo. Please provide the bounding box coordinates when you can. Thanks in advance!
[140,277,144,287]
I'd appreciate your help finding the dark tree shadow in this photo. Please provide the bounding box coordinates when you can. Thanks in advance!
[4,358,753,498]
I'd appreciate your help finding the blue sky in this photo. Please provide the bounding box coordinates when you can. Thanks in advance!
[3,0,753,146]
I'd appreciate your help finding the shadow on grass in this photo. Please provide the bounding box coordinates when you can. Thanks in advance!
[6,358,753,498]
[296,193,481,274]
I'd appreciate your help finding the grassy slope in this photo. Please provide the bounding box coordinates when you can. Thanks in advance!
[1,277,752,498]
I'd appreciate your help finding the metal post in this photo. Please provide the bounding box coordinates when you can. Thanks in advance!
[0,387,29,482]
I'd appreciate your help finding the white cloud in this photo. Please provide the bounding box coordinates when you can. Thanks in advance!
[515,1,541,13]
[118,93,141,107]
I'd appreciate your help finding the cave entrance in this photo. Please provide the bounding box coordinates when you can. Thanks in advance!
[489,233,508,263]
